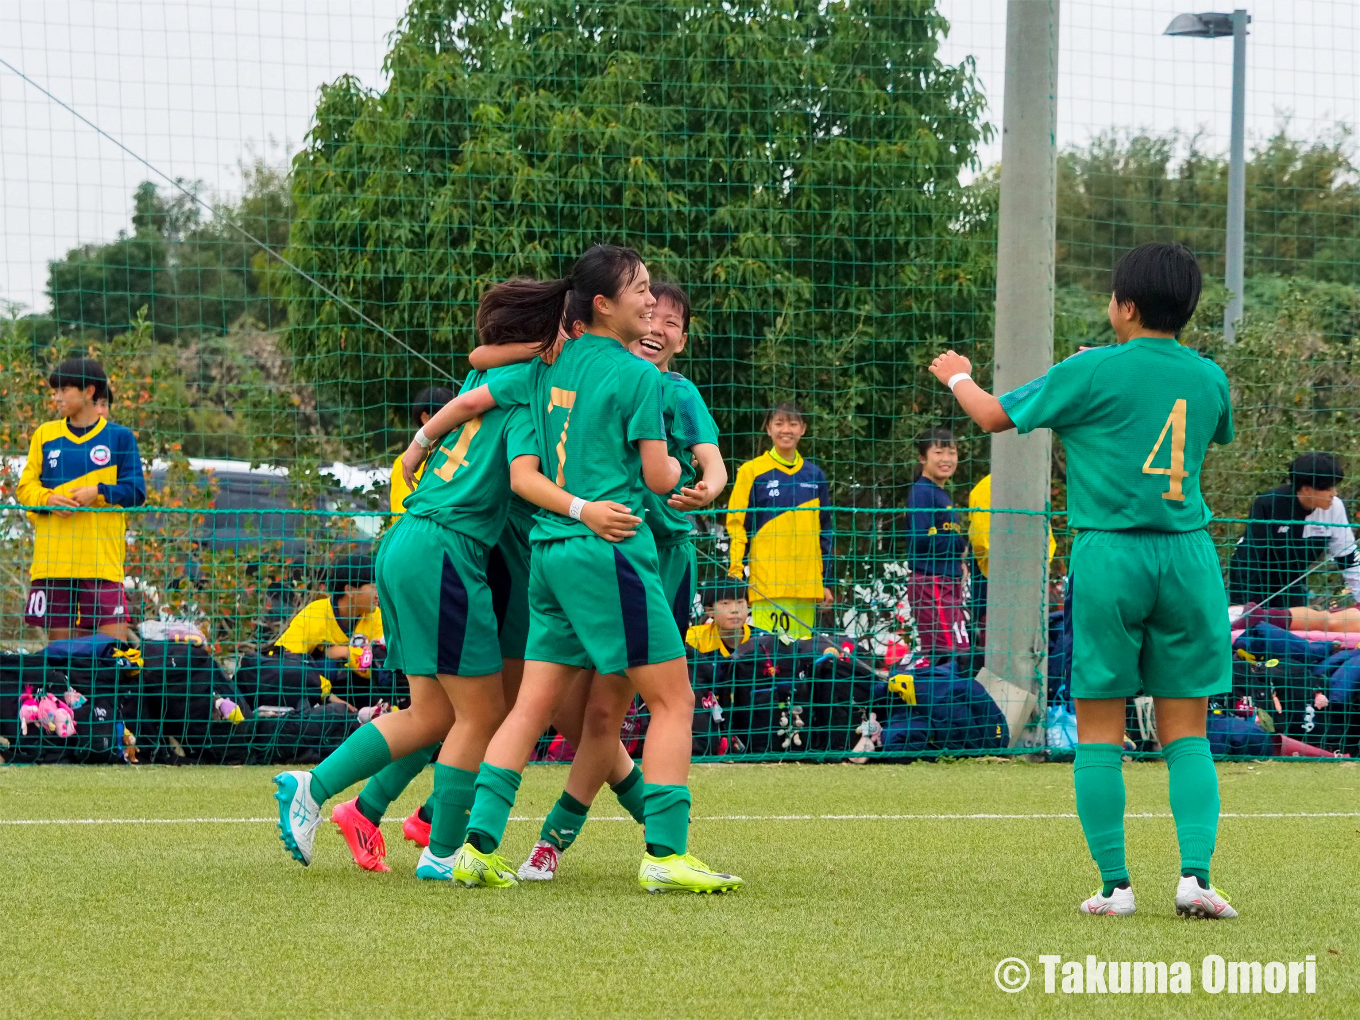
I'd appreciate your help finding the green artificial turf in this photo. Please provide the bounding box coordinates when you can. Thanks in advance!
[1,759,1355,1019]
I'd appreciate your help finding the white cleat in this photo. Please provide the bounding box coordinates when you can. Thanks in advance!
[517,840,560,882]
[414,846,456,882]
[273,770,322,866]
[1175,876,1237,919]
[1079,885,1136,916]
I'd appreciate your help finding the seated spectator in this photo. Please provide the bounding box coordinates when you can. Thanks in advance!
[18,357,146,644]
[687,578,760,659]
[1228,453,1360,612]
[893,427,968,658]
[389,385,455,514]
[726,401,832,639]
[274,554,384,690]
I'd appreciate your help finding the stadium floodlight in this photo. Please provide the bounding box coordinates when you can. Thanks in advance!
[1165,10,1251,344]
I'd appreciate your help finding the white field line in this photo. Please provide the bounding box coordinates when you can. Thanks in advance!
[1,811,1357,826]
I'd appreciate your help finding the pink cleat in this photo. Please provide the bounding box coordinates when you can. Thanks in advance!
[331,798,390,872]
[402,807,431,848]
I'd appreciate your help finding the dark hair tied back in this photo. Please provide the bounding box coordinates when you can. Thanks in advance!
[474,244,644,356]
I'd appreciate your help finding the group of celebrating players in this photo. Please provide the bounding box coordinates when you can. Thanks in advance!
[273,244,741,892]
[276,238,1240,918]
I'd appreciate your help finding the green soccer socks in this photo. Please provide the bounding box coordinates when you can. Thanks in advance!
[1164,735,1218,883]
[612,764,646,825]
[1073,742,1129,893]
[643,783,691,858]
[541,792,591,851]
[308,723,393,805]
[429,763,478,857]
[356,743,438,824]
[465,763,523,853]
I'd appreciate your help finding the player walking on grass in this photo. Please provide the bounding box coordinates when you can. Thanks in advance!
[272,291,637,873]
[450,245,742,893]
[931,242,1237,919]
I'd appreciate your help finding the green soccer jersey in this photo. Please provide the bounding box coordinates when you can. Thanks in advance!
[998,336,1233,532]
[644,370,721,544]
[401,362,539,546]
[521,331,667,542]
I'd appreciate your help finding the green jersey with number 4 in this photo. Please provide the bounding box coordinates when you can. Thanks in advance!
[400,362,539,546]
[999,336,1233,532]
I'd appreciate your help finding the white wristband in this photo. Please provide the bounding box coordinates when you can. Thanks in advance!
[947,372,972,392]
[414,426,433,449]
[568,497,586,520]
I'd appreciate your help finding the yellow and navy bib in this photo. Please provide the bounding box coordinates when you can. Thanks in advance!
[17,417,146,581]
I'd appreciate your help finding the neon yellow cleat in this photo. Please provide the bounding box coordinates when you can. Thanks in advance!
[452,842,518,888]
[638,852,743,894]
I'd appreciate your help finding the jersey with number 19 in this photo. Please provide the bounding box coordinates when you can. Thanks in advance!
[999,336,1234,699]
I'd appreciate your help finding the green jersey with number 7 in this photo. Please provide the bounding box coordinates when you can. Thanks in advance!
[998,336,1233,531]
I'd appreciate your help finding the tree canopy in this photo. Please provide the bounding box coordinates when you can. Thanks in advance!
[46,161,292,343]
[283,0,994,487]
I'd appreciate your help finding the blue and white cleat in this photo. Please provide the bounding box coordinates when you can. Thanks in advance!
[273,770,322,866]
[414,846,457,881]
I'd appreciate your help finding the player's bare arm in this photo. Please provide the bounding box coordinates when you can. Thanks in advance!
[667,442,726,510]
[468,341,538,371]
[639,438,682,495]
[508,454,641,542]
[399,384,498,486]
[928,351,1015,433]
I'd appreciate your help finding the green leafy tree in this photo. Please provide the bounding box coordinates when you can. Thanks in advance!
[283,0,994,491]
[1057,128,1360,295]
[46,162,293,342]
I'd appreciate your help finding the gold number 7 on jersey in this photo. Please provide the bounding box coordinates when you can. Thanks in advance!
[548,387,576,487]
[1142,398,1188,501]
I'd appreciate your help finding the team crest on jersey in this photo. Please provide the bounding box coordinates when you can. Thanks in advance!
[90,444,112,467]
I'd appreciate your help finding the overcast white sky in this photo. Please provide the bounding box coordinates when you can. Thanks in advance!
[2,0,1357,313]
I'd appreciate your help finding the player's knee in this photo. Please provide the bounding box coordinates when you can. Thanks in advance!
[581,697,625,739]
[649,683,695,720]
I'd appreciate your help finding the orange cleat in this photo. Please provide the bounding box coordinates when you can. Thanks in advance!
[402,807,431,848]
[331,798,390,872]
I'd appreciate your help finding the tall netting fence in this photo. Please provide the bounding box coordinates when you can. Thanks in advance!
[1,1,1358,764]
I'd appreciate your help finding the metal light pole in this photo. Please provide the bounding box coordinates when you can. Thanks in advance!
[982,0,1058,742]
[1166,9,1250,344]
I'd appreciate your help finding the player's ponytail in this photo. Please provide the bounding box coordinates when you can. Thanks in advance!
[475,277,573,351]
[475,244,645,356]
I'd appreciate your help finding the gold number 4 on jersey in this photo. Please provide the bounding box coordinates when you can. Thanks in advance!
[432,415,482,481]
[1142,398,1188,501]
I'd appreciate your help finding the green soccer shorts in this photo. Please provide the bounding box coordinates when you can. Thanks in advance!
[376,514,503,678]
[1069,528,1231,700]
[525,531,686,675]
[655,538,697,638]
[488,509,533,660]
